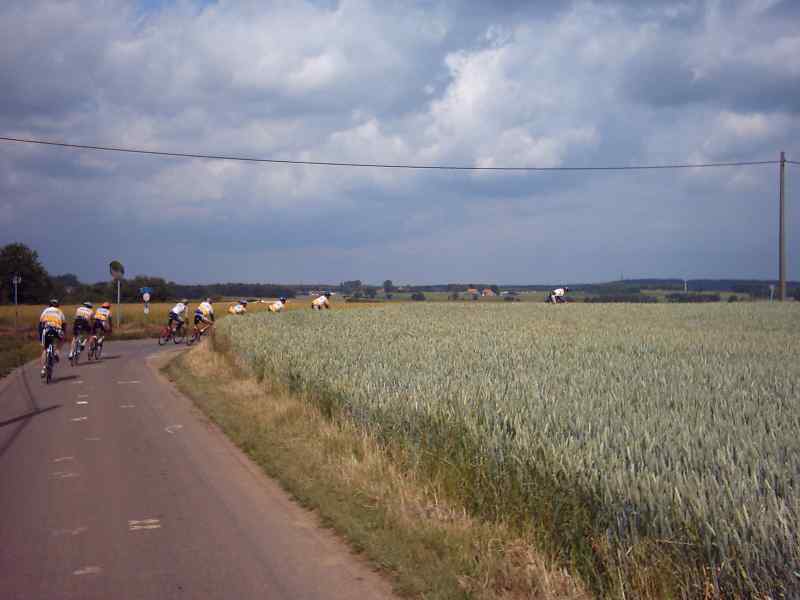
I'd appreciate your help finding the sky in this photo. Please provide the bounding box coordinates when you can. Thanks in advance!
[1,0,798,285]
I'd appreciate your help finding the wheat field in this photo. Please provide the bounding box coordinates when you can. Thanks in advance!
[218,302,800,597]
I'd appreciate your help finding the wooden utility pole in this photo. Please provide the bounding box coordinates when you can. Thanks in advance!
[779,151,786,301]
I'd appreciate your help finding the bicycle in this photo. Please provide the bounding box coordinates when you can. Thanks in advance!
[44,340,56,384]
[158,321,186,345]
[87,334,105,361]
[69,332,89,366]
[186,321,213,346]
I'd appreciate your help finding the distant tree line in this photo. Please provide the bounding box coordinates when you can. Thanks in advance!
[4,242,799,305]
[0,243,295,304]
[665,293,721,303]
[584,295,659,303]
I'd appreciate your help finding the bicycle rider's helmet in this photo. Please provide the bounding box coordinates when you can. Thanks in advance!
[49,299,59,307]
[102,302,111,308]
[240,299,248,305]
[181,298,189,304]
[205,297,212,303]
[279,297,288,303]
[83,301,93,308]
[323,292,331,298]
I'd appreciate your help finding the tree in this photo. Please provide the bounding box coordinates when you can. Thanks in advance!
[411,292,426,301]
[0,243,53,304]
[490,284,500,295]
[383,280,394,293]
[340,280,363,295]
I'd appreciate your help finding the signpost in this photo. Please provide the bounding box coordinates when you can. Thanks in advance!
[110,261,125,327]
[140,287,152,318]
[11,274,21,335]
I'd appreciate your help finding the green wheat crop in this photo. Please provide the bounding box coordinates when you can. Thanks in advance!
[219,303,799,597]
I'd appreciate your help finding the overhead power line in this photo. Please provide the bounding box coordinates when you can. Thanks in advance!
[0,135,782,171]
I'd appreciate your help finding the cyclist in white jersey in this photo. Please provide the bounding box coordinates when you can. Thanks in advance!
[168,300,189,331]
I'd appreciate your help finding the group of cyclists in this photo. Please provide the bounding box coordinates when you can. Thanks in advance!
[37,299,113,378]
[162,294,296,338]
[37,294,301,379]
[41,286,563,377]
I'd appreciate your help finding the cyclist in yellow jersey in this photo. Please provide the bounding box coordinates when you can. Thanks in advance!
[70,302,94,359]
[92,302,113,338]
[228,299,247,315]
[311,292,331,310]
[194,298,215,334]
[268,297,288,313]
[38,299,67,377]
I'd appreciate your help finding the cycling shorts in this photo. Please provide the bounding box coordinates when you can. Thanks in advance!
[194,313,211,325]
[168,311,184,324]
[73,317,91,336]
[41,326,64,347]
[92,320,109,335]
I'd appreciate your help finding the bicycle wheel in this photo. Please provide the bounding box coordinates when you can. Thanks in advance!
[158,326,172,346]
[172,326,185,344]
[96,341,103,359]
[45,348,53,384]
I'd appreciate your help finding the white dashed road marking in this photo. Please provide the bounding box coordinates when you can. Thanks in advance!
[71,416,88,422]
[77,394,89,398]
[117,380,140,385]
[52,456,74,463]
[165,425,183,434]
[120,404,136,409]
[52,526,88,537]
[128,518,161,531]
[70,381,84,385]
[85,437,101,441]
[76,401,89,405]
[51,472,79,480]
[73,566,102,576]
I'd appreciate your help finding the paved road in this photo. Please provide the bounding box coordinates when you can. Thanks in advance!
[0,340,396,600]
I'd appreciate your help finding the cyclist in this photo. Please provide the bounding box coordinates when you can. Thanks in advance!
[91,301,113,345]
[268,296,288,313]
[194,297,215,334]
[228,299,248,315]
[69,301,94,359]
[168,299,190,332]
[311,292,331,310]
[548,287,569,304]
[38,299,66,378]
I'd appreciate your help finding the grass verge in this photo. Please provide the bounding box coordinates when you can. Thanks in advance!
[0,331,40,378]
[165,339,591,600]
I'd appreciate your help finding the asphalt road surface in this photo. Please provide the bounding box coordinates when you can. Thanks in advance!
[0,339,396,600]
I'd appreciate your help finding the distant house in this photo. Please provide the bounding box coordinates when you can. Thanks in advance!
[466,288,480,299]
[482,288,496,297]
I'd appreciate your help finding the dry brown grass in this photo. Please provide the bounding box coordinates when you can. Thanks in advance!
[172,341,591,600]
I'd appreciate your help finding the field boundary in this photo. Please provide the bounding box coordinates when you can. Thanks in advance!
[164,339,590,600]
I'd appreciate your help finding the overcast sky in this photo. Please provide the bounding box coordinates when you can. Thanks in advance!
[1,0,798,285]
